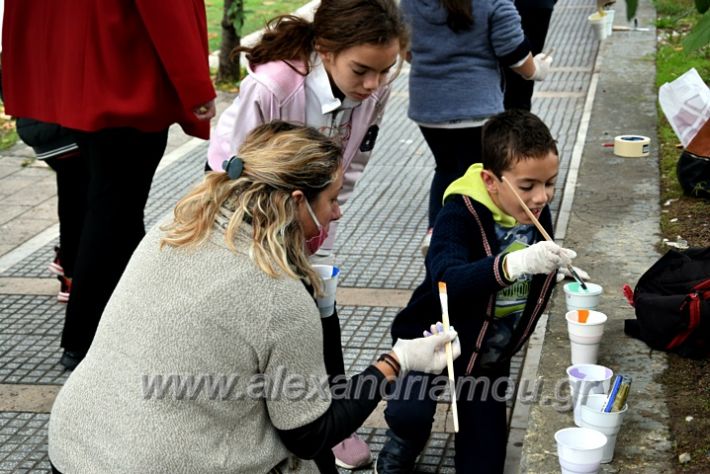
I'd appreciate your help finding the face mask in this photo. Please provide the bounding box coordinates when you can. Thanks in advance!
[304,198,329,255]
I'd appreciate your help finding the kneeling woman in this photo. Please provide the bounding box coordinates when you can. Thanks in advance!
[48,122,459,473]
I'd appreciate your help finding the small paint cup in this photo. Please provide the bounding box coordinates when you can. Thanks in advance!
[312,264,340,318]
[555,427,607,474]
[566,310,608,365]
[564,282,603,312]
[580,394,628,463]
[566,364,613,426]
[588,12,607,41]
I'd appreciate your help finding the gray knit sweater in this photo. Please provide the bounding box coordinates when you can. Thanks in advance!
[401,0,527,123]
[48,219,329,473]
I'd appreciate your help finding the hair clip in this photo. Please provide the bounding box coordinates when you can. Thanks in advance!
[222,156,244,179]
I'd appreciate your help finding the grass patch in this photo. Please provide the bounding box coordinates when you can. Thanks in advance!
[0,103,18,151]
[654,0,710,250]
[204,0,308,53]
[653,1,710,472]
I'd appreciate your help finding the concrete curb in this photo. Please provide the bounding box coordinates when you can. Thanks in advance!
[521,0,673,471]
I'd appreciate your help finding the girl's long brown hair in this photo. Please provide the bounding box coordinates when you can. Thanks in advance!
[441,0,474,32]
[233,0,409,75]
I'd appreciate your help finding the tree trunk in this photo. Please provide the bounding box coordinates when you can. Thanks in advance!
[216,0,242,84]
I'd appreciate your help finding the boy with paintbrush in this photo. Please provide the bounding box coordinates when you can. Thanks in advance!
[377,109,577,473]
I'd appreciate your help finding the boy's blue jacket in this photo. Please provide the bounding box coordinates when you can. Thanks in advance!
[391,194,558,375]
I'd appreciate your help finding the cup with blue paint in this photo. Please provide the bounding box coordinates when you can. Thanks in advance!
[564,282,603,312]
[580,393,628,463]
[313,264,340,318]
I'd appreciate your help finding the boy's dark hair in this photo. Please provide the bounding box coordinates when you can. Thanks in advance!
[482,109,558,178]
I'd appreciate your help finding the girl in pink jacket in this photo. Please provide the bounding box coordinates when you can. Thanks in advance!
[208,0,408,255]
[207,1,409,470]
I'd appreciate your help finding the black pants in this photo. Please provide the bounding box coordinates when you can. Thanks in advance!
[503,5,555,111]
[383,367,510,473]
[61,128,168,354]
[45,152,88,278]
[420,126,483,228]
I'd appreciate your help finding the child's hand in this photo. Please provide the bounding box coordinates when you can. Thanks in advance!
[504,241,576,280]
[529,53,553,81]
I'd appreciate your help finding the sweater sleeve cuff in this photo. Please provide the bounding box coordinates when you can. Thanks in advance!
[495,254,513,286]
[499,39,532,67]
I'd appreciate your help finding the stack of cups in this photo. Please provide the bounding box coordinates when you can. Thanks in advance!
[555,427,608,474]
[579,394,628,463]
[566,310,608,365]
[312,264,340,317]
[566,364,614,426]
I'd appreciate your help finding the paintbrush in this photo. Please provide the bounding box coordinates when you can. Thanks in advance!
[437,282,459,433]
[500,177,588,290]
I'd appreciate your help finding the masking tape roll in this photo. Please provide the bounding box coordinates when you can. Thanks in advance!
[613,135,650,157]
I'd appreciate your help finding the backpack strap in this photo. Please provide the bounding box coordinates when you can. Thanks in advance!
[462,196,496,375]
[666,278,710,350]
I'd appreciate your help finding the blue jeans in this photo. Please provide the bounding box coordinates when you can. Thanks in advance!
[380,368,510,473]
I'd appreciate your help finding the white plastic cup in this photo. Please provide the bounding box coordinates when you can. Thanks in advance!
[588,12,607,41]
[580,394,628,463]
[566,364,614,426]
[604,9,615,37]
[565,310,608,365]
[564,282,603,312]
[312,264,340,317]
[555,427,608,474]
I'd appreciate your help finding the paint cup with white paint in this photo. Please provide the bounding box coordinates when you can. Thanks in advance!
[555,427,607,474]
[588,12,607,41]
[566,364,614,426]
[312,264,340,317]
[564,282,603,312]
[580,394,628,463]
[566,310,608,365]
[604,9,615,37]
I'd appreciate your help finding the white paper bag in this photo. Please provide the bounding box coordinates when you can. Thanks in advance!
[658,68,710,147]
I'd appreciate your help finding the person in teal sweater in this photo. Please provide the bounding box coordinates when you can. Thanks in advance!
[378,109,577,473]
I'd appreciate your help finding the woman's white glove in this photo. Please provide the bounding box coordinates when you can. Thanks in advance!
[392,325,461,375]
[528,53,553,81]
[504,241,576,281]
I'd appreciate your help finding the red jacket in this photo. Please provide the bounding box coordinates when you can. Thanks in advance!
[2,0,216,139]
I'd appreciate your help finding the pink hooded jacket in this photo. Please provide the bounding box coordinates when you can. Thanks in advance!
[207,60,391,205]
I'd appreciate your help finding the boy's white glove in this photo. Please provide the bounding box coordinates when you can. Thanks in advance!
[528,53,553,81]
[392,326,461,375]
[505,241,576,281]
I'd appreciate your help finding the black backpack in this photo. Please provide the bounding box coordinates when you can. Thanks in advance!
[624,248,710,359]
